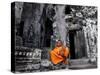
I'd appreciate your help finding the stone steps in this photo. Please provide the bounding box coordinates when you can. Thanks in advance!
[69,58,89,65]
[68,58,97,69]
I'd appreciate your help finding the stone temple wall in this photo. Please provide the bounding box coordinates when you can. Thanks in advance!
[14,2,97,72]
[15,2,97,61]
[50,5,97,62]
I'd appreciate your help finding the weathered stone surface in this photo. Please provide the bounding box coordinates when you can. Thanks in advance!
[15,2,23,24]
[14,2,97,72]
[41,59,51,67]
[32,49,41,59]
[16,35,23,46]
[15,46,42,71]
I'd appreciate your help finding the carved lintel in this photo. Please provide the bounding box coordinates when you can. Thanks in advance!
[68,24,82,31]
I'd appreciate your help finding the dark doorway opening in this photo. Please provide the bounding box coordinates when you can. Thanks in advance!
[19,21,24,37]
[69,30,76,59]
[44,18,53,47]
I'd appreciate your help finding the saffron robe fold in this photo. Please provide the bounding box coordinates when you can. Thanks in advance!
[50,46,69,64]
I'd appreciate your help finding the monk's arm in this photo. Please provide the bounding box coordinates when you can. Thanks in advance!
[63,47,70,57]
[50,50,63,59]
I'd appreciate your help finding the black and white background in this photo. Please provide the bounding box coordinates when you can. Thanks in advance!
[0,0,100,75]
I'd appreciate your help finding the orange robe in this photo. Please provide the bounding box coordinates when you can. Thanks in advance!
[50,46,69,64]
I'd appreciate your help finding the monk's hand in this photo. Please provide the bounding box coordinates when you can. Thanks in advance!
[59,49,64,56]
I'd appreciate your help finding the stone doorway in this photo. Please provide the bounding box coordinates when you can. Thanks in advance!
[69,30,76,59]
[69,30,87,59]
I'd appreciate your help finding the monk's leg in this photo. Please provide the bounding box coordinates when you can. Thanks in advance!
[62,56,69,64]
[50,51,64,64]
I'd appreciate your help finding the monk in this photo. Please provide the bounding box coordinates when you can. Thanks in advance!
[50,40,70,65]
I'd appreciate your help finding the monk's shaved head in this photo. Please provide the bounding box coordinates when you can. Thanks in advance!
[56,40,63,47]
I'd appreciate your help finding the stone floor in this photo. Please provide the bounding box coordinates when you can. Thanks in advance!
[69,58,97,69]
[15,47,97,72]
[40,59,68,71]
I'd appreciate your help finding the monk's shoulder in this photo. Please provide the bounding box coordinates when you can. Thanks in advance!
[65,47,69,51]
[52,47,58,51]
